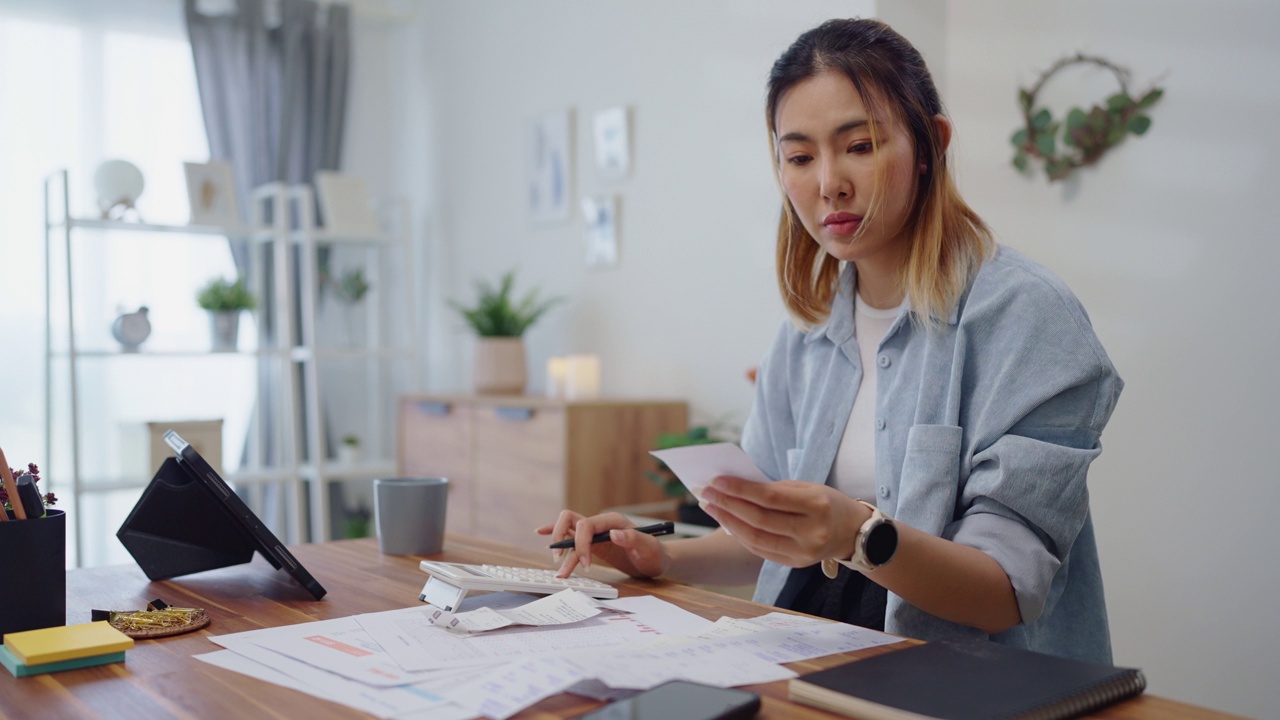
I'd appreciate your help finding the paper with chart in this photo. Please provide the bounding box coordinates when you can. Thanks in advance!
[196,646,481,720]
[355,593,712,672]
[196,591,896,720]
[649,442,771,502]
[694,611,902,662]
[434,638,797,720]
[234,615,443,686]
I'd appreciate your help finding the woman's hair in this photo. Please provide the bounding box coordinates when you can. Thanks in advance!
[766,18,993,327]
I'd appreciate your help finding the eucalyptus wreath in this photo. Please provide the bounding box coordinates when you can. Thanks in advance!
[1011,53,1164,182]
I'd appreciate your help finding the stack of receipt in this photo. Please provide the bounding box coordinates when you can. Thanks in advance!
[195,588,899,720]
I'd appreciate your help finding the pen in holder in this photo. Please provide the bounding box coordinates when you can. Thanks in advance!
[0,509,66,641]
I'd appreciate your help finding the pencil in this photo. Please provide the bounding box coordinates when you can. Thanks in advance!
[0,446,26,520]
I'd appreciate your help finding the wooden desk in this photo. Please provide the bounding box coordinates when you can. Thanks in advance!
[0,537,1236,720]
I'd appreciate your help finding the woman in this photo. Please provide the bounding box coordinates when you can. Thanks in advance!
[538,18,1122,664]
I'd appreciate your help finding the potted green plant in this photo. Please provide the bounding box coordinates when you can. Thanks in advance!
[341,503,371,539]
[449,270,563,394]
[337,434,361,465]
[645,426,725,527]
[196,277,256,352]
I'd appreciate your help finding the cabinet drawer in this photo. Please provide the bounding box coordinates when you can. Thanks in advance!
[397,398,475,535]
[473,403,566,544]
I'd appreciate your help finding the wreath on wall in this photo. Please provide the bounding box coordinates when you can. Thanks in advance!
[1011,53,1165,182]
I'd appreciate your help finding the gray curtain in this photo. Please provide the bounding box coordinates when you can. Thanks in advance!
[185,0,350,536]
[185,0,349,272]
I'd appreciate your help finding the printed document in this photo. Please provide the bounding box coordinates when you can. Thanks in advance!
[354,594,711,672]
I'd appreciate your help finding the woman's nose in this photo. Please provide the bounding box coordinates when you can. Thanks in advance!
[820,159,852,201]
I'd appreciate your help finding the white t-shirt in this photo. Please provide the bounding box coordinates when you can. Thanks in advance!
[830,293,904,503]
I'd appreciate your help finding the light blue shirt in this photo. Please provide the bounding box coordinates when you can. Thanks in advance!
[743,246,1123,663]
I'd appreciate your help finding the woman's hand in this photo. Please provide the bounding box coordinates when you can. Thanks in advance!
[535,510,671,579]
[699,476,870,568]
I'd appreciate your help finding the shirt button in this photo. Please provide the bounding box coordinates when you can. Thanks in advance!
[877,354,891,368]
[879,485,891,498]
[875,418,886,431]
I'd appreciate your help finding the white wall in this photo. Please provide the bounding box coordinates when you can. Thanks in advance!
[400,0,871,427]
[358,1,1279,715]
[940,2,1280,716]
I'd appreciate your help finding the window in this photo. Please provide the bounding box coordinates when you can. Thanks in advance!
[0,1,250,567]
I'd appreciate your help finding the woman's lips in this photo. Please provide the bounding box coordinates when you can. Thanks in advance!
[823,212,862,235]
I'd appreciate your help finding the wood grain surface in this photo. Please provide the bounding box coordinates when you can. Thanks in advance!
[0,537,1241,720]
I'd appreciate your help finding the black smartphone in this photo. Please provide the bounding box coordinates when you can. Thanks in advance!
[575,680,761,720]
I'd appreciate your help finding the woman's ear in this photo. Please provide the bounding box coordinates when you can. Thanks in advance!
[933,114,953,155]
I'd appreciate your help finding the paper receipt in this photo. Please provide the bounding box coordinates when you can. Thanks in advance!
[649,442,771,502]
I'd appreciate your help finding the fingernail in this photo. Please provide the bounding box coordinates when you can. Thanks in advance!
[702,487,718,503]
[610,529,623,543]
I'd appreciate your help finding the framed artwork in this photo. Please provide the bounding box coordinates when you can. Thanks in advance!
[528,109,573,224]
[581,194,619,268]
[592,106,631,181]
[183,161,240,227]
[314,171,380,236]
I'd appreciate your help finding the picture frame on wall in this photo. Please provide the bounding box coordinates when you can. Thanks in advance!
[183,161,240,227]
[592,106,631,181]
[581,194,619,268]
[528,108,573,224]
[314,171,380,236]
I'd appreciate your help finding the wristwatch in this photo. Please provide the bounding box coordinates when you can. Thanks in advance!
[821,500,898,578]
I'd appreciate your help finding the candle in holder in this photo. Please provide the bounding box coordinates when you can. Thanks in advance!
[546,356,568,398]
[564,354,601,400]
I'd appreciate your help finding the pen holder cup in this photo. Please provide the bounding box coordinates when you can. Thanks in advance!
[0,509,66,641]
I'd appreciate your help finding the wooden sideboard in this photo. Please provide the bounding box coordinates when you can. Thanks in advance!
[397,394,687,546]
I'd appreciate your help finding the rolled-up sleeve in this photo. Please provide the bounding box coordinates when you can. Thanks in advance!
[951,381,1116,625]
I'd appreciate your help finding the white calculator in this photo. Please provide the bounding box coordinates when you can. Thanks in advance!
[418,560,618,611]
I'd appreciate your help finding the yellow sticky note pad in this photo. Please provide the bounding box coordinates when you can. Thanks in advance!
[3,621,133,665]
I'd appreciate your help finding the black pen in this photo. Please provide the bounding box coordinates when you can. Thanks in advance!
[549,521,675,549]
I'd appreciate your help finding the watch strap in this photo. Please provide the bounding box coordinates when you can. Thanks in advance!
[821,500,892,578]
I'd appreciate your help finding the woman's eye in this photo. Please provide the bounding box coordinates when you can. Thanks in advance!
[850,142,873,154]
[786,154,813,166]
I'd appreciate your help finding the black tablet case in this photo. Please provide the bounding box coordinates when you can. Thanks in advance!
[117,454,326,599]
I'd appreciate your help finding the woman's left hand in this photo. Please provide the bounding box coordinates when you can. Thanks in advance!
[700,476,871,567]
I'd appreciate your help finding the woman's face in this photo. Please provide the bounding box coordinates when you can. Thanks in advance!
[774,69,919,271]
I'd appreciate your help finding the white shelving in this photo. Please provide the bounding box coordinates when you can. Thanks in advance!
[44,171,418,565]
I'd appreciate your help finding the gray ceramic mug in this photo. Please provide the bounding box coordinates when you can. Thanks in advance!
[374,477,449,555]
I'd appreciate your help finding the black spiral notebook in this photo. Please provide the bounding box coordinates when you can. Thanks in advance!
[789,638,1145,720]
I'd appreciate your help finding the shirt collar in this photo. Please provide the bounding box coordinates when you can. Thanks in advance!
[801,262,965,343]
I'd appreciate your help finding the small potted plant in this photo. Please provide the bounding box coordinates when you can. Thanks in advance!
[337,434,361,465]
[333,268,371,346]
[341,503,371,539]
[196,277,256,352]
[645,425,726,527]
[449,270,563,395]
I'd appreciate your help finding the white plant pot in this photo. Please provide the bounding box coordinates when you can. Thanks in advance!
[209,310,241,352]
[337,444,361,465]
[473,337,527,395]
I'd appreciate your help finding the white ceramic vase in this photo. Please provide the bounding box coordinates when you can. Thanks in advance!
[473,337,526,395]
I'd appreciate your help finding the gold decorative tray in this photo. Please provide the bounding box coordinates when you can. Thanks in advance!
[110,608,210,639]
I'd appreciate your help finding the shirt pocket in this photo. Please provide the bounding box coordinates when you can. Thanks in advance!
[893,424,963,536]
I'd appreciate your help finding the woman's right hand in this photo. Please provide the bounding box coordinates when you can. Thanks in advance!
[535,510,670,579]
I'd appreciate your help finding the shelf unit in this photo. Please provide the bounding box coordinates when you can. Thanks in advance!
[43,170,418,565]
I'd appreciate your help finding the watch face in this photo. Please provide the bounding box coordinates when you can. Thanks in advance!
[863,521,898,567]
